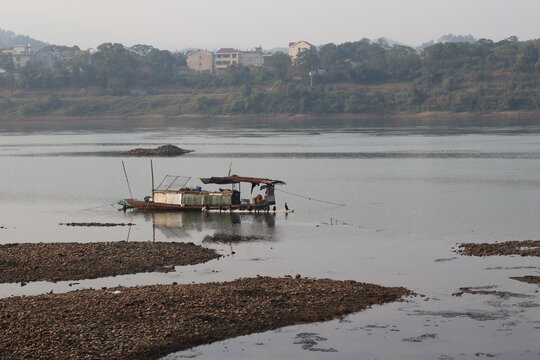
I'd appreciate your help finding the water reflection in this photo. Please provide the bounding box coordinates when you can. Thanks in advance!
[131,211,278,242]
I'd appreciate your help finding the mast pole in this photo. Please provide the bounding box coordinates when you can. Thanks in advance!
[150,159,155,192]
[122,161,134,199]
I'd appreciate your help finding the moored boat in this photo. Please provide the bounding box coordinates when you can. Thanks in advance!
[119,174,293,213]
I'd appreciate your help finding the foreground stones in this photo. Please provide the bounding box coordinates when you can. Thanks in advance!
[0,242,220,283]
[455,240,540,257]
[0,277,411,360]
[120,144,192,157]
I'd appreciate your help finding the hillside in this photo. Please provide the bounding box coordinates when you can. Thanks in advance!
[0,28,48,51]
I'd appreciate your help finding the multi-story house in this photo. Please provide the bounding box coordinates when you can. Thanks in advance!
[186,49,214,73]
[214,48,240,73]
[34,49,82,70]
[288,41,315,60]
[238,47,264,68]
[2,44,32,68]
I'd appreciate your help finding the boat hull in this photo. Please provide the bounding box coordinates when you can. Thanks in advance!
[121,199,292,213]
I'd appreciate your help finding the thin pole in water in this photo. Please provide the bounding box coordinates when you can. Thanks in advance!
[150,159,155,192]
[122,161,133,199]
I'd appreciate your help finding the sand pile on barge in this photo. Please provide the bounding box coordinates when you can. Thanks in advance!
[120,144,192,157]
[0,242,220,283]
[0,277,411,360]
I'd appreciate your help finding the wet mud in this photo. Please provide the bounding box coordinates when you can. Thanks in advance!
[434,257,457,262]
[0,241,220,283]
[202,233,265,244]
[59,222,135,227]
[452,287,533,299]
[402,333,437,342]
[120,144,193,157]
[455,240,540,257]
[0,277,411,360]
[410,310,512,321]
[294,332,337,352]
[510,276,540,286]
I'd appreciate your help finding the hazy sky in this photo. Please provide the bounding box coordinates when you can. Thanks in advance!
[1,0,539,50]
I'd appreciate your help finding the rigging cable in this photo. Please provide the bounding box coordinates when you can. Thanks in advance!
[275,188,346,207]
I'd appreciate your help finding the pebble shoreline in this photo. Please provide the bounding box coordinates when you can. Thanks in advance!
[0,277,411,360]
[455,240,540,257]
[0,241,220,283]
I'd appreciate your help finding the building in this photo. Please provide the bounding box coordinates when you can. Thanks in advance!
[238,47,264,67]
[215,48,240,73]
[288,41,315,60]
[34,49,82,70]
[2,44,32,68]
[186,49,214,73]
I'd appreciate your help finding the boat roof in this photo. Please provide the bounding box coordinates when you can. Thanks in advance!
[155,175,191,191]
[200,176,286,186]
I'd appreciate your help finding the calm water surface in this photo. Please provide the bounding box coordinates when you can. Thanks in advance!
[1,118,540,359]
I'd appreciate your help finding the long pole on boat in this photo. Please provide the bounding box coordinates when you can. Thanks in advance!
[150,159,155,192]
[121,161,133,199]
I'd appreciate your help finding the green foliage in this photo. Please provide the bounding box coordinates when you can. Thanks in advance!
[1,37,540,116]
[17,94,61,115]
[269,53,291,80]
[0,52,15,71]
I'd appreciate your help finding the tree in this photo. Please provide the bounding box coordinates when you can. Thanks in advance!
[269,52,291,80]
[144,48,174,85]
[0,52,15,71]
[519,43,539,66]
[92,43,138,87]
[386,45,421,80]
[293,48,319,77]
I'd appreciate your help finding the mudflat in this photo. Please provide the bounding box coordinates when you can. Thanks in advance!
[0,277,411,360]
[455,240,540,257]
[0,241,220,283]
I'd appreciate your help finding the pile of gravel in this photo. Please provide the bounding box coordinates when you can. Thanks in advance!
[0,277,412,359]
[120,144,192,157]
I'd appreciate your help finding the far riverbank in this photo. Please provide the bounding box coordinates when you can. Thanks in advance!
[2,111,540,132]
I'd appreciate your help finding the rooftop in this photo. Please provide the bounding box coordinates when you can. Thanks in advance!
[216,48,238,54]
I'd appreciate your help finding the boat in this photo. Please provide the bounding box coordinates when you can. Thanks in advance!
[118,174,294,213]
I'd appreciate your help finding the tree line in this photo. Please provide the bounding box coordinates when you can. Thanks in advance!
[1,37,539,114]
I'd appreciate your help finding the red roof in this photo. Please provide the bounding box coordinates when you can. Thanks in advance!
[217,48,238,54]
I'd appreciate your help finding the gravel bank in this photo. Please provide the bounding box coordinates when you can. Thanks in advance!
[0,277,411,359]
[0,241,220,283]
[455,240,540,257]
[510,275,540,286]
[120,144,192,157]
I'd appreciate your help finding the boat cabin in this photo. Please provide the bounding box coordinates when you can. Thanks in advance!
[121,175,286,212]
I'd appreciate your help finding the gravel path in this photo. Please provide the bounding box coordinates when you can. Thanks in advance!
[0,277,411,360]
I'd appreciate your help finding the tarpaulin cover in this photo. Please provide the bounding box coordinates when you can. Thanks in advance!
[200,176,286,186]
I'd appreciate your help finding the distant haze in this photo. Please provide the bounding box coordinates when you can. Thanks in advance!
[0,0,539,50]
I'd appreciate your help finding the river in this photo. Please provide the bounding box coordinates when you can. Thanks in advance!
[1,117,540,359]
